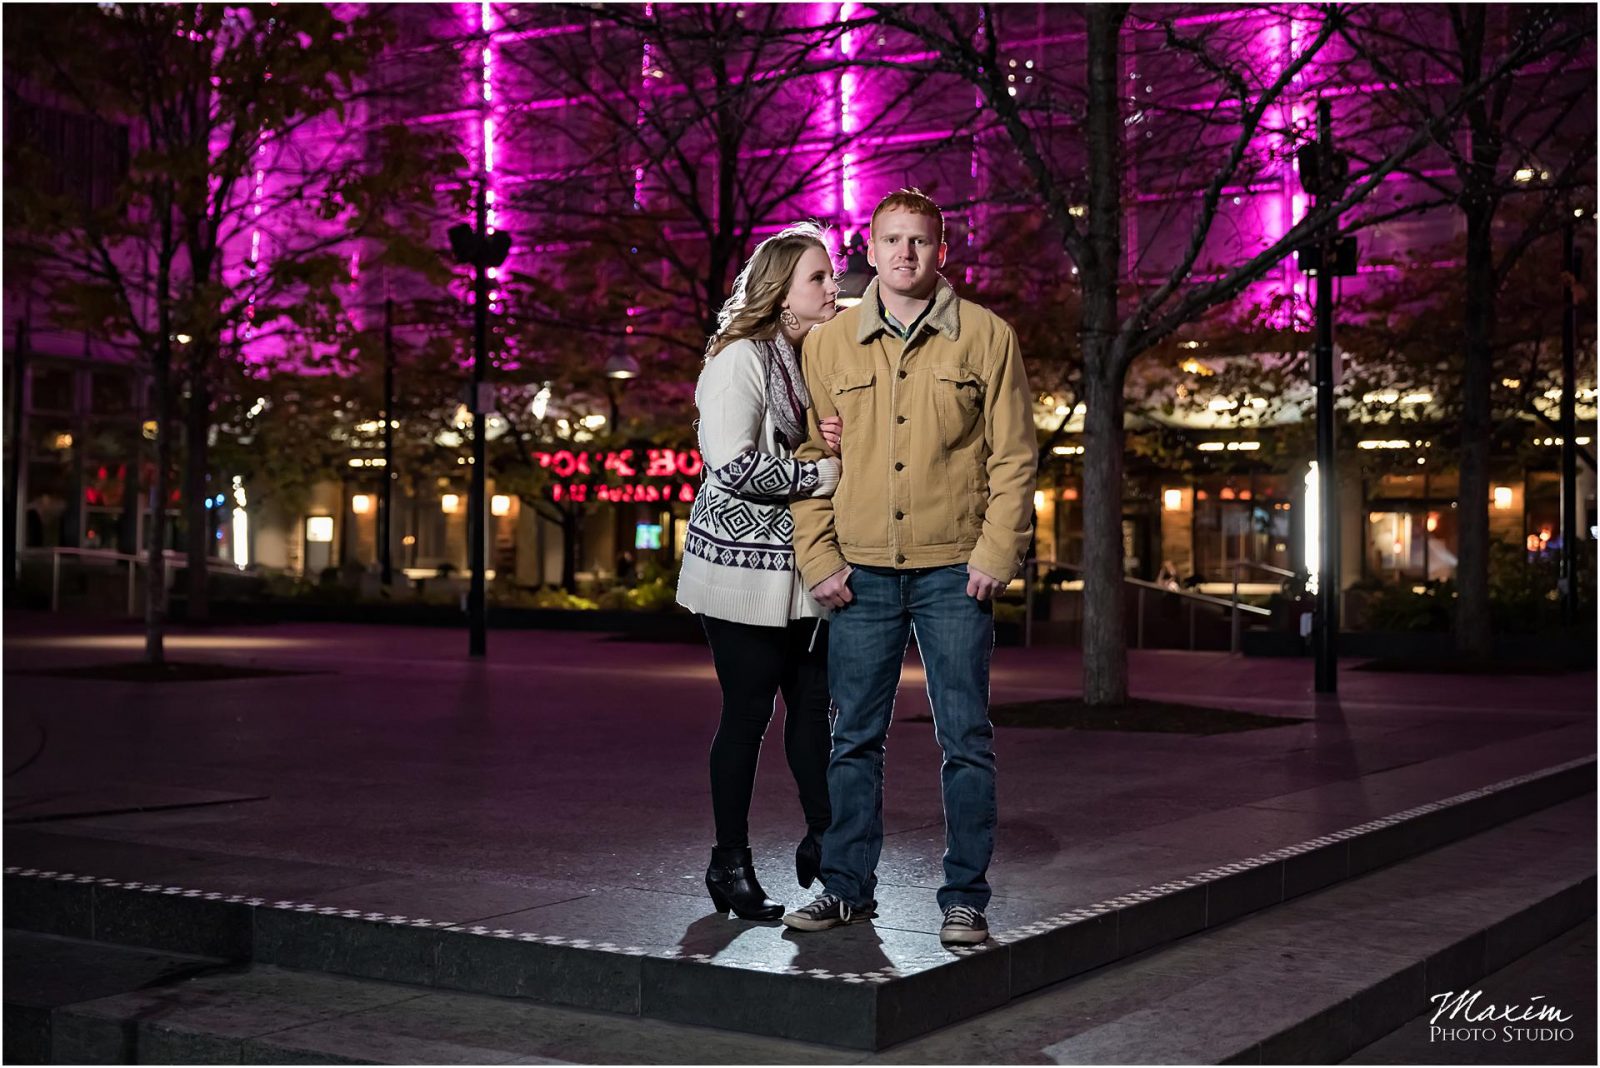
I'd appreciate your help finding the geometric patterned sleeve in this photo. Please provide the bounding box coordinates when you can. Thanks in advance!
[696,340,841,503]
[707,450,838,502]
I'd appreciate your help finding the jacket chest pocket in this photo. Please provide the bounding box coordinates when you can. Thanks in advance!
[931,365,985,448]
[829,369,877,426]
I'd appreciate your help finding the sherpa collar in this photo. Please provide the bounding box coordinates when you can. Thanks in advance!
[854,276,962,345]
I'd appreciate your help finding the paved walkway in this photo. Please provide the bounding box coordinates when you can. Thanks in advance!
[3,612,1594,962]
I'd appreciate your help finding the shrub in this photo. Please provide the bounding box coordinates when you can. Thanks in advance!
[1360,579,1454,632]
[529,586,598,611]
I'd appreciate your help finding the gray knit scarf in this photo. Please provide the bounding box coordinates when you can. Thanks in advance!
[761,333,812,451]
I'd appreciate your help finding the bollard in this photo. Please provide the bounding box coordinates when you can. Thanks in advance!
[1231,565,1241,654]
[1023,559,1034,649]
[1136,586,1146,649]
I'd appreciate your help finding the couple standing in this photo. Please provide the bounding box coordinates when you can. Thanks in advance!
[676,189,1038,946]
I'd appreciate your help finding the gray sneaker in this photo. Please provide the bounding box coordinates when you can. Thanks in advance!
[939,904,989,945]
[782,893,877,932]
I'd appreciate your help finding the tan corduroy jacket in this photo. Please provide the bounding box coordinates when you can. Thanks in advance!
[792,277,1038,588]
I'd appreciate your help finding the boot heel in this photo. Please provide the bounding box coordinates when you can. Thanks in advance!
[704,847,784,921]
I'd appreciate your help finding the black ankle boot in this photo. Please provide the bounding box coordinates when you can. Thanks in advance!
[795,831,823,889]
[705,847,783,920]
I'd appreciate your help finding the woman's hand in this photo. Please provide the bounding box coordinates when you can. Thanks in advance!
[820,415,842,454]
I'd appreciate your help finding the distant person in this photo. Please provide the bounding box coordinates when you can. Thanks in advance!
[615,550,637,585]
[784,190,1038,946]
[1157,559,1181,591]
[675,222,846,921]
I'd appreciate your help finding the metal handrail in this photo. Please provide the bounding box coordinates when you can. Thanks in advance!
[18,546,250,614]
[1229,560,1300,651]
[1030,559,1272,614]
[1023,557,1270,653]
[1231,560,1298,579]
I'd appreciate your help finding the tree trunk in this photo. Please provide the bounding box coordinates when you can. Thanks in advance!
[561,508,580,593]
[1452,6,1498,658]
[1080,367,1128,705]
[146,338,172,665]
[1078,3,1131,706]
[183,351,211,621]
[1454,198,1496,656]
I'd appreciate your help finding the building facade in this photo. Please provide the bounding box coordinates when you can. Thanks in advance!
[6,3,1594,603]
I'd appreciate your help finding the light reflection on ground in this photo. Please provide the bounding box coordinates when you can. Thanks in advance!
[4,635,312,652]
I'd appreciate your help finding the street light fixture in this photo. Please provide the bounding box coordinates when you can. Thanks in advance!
[604,352,640,380]
[602,346,640,433]
[836,231,872,307]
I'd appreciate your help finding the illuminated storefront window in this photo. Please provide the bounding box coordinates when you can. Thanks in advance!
[1192,475,1292,582]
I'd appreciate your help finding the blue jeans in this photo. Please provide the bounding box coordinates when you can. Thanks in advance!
[820,564,997,911]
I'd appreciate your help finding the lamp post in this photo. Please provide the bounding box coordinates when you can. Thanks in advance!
[603,348,640,569]
[603,349,639,429]
[1559,218,1580,624]
[5,313,30,587]
[836,231,872,308]
[379,296,395,587]
[447,182,511,658]
[1296,99,1356,694]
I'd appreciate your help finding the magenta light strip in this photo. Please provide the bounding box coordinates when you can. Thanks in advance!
[839,1,860,226]
[245,137,267,341]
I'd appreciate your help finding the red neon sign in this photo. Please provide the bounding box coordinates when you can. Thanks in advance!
[533,448,702,504]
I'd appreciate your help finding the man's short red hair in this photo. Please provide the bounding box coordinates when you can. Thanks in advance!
[869,188,945,245]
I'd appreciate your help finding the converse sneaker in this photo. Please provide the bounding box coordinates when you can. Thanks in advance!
[782,893,877,932]
[939,904,989,945]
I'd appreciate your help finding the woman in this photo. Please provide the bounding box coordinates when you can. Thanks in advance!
[676,222,845,921]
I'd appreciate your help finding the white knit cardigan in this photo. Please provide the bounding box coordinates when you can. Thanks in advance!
[675,338,841,627]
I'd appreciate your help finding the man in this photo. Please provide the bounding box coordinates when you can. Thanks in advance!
[783,189,1037,945]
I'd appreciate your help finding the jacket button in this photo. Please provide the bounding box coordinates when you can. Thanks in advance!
[895,511,905,520]
[896,415,906,424]
[894,462,905,471]
[897,370,908,379]
[896,553,906,563]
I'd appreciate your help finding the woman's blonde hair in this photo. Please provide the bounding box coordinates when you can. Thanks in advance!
[706,221,832,359]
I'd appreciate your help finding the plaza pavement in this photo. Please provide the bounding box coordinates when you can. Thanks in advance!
[1,611,1594,1056]
[3,611,1594,935]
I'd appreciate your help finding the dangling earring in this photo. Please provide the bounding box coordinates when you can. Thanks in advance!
[780,308,801,331]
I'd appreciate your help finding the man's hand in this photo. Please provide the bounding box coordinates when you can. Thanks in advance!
[811,565,854,609]
[966,565,1006,601]
[820,415,842,454]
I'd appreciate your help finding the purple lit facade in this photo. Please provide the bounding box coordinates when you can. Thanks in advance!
[7,3,1594,598]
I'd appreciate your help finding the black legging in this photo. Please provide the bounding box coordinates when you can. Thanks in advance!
[700,615,833,850]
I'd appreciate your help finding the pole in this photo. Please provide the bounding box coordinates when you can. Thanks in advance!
[1313,98,1340,694]
[5,314,29,589]
[1231,563,1241,654]
[380,297,395,587]
[1559,219,1578,624]
[468,182,489,658]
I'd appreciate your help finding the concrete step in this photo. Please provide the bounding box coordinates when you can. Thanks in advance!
[24,946,863,1065]
[10,795,1593,1064]
[2,934,226,1064]
[870,794,1595,1064]
[5,757,1591,1052]
[1341,918,1596,1065]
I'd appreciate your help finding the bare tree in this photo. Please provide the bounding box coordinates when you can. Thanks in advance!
[6,4,456,656]
[1338,3,1595,655]
[864,2,1591,704]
